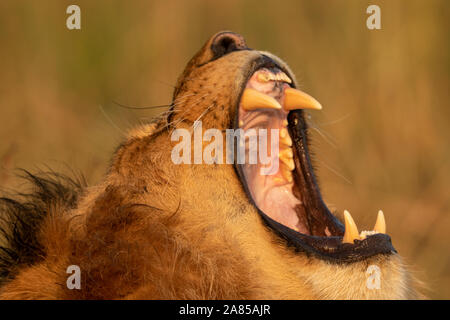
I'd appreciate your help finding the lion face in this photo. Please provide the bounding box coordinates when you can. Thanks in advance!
[169,31,394,261]
[157,31,421,299]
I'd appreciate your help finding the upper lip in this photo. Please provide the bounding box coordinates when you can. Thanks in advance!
[234,57,396,263]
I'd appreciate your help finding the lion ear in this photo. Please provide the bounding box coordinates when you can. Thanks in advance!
[210,31,248,60]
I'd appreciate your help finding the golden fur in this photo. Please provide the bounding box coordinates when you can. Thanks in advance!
[0,32,423,299]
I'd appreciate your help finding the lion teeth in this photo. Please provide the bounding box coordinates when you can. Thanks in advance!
[279,128,293,147]
[359,230,379,240]
[257,72,271,83]
[257,71,292,84]
[342,210,360,244]
[278,146,294,181]
[279,72,292,83]
[283,87,323,111]
[280,163,293,183]
[280,157,295,171]
[279,149,294,170]
[279,148,293,159]
[241,88,282,111]
[373,210,386,234]
[343,210,386,243]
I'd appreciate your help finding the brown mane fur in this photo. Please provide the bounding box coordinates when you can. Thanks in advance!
[0,32,424,299]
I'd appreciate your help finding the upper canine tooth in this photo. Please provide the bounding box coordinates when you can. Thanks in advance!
[241,88,282,111]
[373,210,386,234]
[284,87,323,111]
[342,210,360,244]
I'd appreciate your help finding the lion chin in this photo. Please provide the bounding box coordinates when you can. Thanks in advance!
[0,31,424,300]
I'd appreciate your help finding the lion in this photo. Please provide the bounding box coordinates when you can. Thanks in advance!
[0,31,423,299]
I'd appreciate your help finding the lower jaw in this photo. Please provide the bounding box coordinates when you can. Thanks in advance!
[255,211,396,263]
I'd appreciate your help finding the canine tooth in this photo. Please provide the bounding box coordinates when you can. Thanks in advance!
[241,88,282,111]
[373,210,386,234]
[342,210,360,244]
[280,164,293,182]
[284,87,323,111]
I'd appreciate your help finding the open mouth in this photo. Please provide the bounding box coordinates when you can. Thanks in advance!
[234,59,396,263]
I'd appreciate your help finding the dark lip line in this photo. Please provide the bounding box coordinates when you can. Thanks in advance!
[233,56,397,263]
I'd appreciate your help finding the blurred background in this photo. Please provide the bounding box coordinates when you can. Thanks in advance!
[0,0,448,298]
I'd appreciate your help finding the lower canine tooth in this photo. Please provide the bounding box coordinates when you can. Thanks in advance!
[373,210,386,234]
[342,210,360,244]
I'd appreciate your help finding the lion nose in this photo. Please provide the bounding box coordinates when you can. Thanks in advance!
[210,31,248,60]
